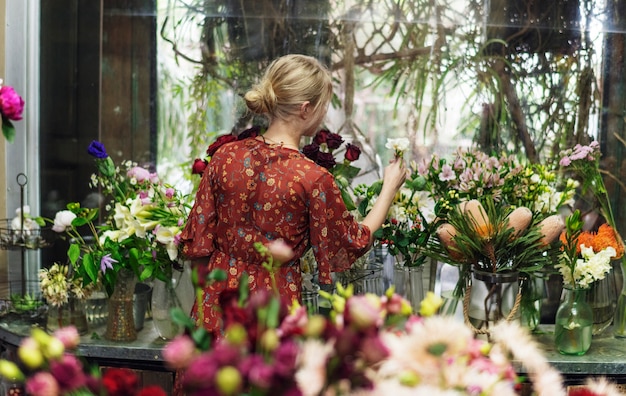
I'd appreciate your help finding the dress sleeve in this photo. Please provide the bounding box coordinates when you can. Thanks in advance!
[308,173,372,284]
[180,170,217,259]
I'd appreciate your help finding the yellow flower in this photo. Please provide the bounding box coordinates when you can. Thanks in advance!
[419,291,443,317]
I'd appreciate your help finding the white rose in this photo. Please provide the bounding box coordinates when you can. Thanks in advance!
[51,210,76,233]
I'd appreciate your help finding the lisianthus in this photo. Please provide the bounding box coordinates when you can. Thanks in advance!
[556,210,623,289]
[0,79,25,143]
[302,128,362,210]
[50,141,191,296]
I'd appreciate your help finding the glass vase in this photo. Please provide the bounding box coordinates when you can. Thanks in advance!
[151,271,184,340]
[554,286,593,355]
[105,269,138,342]
[465,270,520,335]
[586,272,615,335]
[519,273,544,332]
[613,261,626,337]
[393,265,425,313]
[46,297,89,335]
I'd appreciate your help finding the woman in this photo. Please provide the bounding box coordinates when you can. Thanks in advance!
[180,54,407,333]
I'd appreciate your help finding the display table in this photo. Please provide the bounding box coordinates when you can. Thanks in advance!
[516,325,626,391]
[0,318,175,392]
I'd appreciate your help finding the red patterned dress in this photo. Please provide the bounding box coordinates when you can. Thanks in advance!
[180,137,371,333]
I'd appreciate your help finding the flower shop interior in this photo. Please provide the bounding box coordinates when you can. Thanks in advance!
[3,0,626,395]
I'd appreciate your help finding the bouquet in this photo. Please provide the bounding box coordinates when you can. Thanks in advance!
[0,79,25,142]
[302,128,362,210]
[50,141,190,296]
[557,210,623,289]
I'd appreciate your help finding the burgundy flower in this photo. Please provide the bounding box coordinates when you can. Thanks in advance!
[191,158,208,175]
[313,129,331,145]
[325,132,344,150]
[344,143,361,162]
[301,143,320,162]
[359,335,389,364]
[272,340,299,377]
[315,151,336,169]
[49,354,88,392]
[182,354,219,391]
[0,85,24,120]
[207,134,237,156]
[238,125,261,140]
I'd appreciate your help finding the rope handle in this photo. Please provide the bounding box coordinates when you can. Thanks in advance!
[462,279,523,336]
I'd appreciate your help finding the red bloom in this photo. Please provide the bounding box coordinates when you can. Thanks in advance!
[302,143,320,162]
[316,151,336,169]
[207,134,237,156]
[0,85,24,120]
[313,129,331,145]
[102,368,139,396]
[191,158,208,175]
[137,385,168,396]
[344,143,361,162]
[568,389,602,396]
[325,132,344,150]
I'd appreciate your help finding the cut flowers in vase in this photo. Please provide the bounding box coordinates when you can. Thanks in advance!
[556,209,623,289]
[417,146,577,218]
[50,140,191,296]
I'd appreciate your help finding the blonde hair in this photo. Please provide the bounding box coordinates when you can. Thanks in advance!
[244,54,333,122]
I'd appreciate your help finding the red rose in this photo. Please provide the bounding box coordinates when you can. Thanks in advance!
[344,143,361,162]
[325,132,344,150]
[302,143,320,162]
[102,368,139,396]
[316,151,336,169]
[191,158,208,175]
[313,129,331,145]
[207,134,237,156]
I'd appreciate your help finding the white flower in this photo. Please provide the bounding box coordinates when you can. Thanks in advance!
[385,138,410,155]
[51,210,77,233]
[155,226,181,260]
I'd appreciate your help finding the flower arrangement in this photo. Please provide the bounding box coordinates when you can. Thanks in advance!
[0,79,25,142]
[417,146,576,217]
[302,128,362,210]
[557,210,623,289]
[50,141,190,296]
[0,326,166,395]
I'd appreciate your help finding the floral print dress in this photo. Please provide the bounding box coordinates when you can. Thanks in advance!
[180,137,371,333]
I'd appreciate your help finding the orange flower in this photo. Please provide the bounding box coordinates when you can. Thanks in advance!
[559,223,624,259]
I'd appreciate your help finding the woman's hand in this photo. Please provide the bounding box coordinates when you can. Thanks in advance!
[381,157,408,195]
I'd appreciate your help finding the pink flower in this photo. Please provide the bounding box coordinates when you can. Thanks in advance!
[165,187,175,199]
[53,326,80,349]
[162,336,198,370]
[0,85,25,120]
[438,164,456,182]
[25,372,60,396]
[267,239,295,264]
[127,166,151,183]
[345,295,383,331]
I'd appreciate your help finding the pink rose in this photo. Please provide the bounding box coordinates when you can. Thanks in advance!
[25,372,60,396]
[0,85,24,120]
[345,295,383,331]
[162,335,198,370]
[267,239,294,264]
[53,326,80,349]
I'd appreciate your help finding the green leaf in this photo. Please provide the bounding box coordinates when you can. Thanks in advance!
[68,243,81,265]
[265,297,281,329]
[171,307,196,329]
[340,188,356,211]
[72,217,89,227]
[192,327,212,351]
[83,253,99,284]
[2,119,15,143]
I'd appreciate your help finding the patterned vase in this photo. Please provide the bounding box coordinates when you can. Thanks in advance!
[105,269,138,342]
